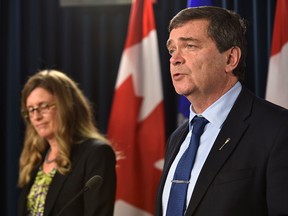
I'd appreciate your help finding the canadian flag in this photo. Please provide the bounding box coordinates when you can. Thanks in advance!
[108,0,165,215]
[265,0,288,108]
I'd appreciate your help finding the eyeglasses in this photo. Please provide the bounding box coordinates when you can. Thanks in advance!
[23,102,56,119]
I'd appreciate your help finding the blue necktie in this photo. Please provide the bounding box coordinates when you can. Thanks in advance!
[166,116,209,216]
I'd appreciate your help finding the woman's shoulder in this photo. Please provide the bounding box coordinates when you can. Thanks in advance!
[81,138,107,147]
[70,139,116,165]
[74,139,115,156]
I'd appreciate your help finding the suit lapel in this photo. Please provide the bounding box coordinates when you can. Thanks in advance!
[44,171,68,216]
[155,122,188,215]
[18,168,39,216]
[44,144,83,216]
[164,121,190,184]
[185,87,254,215]
[166,123,189,172]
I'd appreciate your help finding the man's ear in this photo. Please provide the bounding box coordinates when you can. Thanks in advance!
[225,46,241,72]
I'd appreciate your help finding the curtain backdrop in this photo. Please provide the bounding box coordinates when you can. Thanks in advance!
[1,0,276,215]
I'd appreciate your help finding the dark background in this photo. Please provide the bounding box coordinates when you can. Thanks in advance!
[1,0,276,215]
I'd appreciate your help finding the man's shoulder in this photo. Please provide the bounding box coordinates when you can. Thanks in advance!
[238,86,288,117]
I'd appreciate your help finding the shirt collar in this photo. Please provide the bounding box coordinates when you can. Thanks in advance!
[189,81,242,130]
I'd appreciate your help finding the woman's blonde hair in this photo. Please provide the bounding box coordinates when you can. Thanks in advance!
[18,70,111,187]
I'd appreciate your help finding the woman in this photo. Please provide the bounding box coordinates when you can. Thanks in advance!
[18,70,116,216]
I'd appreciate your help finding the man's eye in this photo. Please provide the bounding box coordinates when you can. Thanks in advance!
[168,49,175,55]
[186,44,196,48]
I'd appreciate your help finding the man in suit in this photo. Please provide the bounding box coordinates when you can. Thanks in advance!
[155,6,288,216]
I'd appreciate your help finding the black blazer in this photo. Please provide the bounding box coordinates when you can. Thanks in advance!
[155,87,288,216]
[18,139,116,216]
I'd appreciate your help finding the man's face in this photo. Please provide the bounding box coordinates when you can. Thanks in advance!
[167,19,232,102]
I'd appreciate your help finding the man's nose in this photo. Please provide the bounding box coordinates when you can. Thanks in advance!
[170,50,184,65]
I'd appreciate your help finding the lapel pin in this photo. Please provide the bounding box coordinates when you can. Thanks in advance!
[219,138,231,150]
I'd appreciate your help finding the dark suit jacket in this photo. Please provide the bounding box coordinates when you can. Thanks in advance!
[155,87,288,216]
[18,139,116,216]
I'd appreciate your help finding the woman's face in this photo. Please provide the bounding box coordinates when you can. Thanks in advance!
[25,87,58,142]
